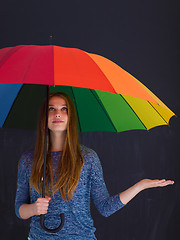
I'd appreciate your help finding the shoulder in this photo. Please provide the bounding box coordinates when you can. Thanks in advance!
[80,145,100,164]
[18,150,34,171]
[80,145,104,179]
[20,150,34,162]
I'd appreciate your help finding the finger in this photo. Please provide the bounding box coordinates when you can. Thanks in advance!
[161,180,174,184]
[41,210,48,215]
[159,180,174,187]
[37,198,50,203]
[37,209,48,215]
[36,205,49,213]
[45,196,51,200]
[37,204,49,209]
[37,201,49,207]
[159,179,174,182]
[158,179,166,183]
[39,206,49,211]
[165,180,174,185]
[157,179,174,184]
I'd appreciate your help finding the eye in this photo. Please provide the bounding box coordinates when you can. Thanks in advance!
[49,107,55,111]
[62,107,68,112]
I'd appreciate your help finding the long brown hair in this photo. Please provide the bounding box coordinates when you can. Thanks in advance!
[30,92,84,200]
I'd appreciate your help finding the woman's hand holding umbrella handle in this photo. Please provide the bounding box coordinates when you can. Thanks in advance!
[19,196,65,232]
[32,196,51,215]
[19,196,51,219]
[35,197,65,233]
[119,179,174,205]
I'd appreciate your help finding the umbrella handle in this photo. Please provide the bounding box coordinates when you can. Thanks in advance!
[40,213,65,233]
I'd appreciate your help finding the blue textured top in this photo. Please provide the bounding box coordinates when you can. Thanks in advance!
[15,145,125,240]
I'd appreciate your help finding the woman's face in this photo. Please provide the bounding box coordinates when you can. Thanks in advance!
[48,96,68,133]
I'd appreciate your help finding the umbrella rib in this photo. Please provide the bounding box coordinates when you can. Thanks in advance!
[120,95,148,130]
[2,84,24,127]
[90,89,117,132]
[0,46,23,70]
[148,101,168,124]
[70,87,82,132]
[83,51,117,94]
[21,47,41,83]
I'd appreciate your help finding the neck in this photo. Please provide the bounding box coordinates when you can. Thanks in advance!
[50,131,67,152]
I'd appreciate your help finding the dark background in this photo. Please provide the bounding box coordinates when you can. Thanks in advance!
[0,0,179,239]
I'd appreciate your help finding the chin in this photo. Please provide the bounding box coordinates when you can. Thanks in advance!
[50,127,67,132]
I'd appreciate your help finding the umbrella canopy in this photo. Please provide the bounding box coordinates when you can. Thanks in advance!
[0,45,175,132]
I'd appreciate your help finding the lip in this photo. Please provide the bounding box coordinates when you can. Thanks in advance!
[52,120,64,123]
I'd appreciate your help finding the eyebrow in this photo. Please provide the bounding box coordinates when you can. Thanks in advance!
[49,104,67,106]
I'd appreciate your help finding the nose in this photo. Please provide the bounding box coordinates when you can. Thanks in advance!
[55,110,61,118]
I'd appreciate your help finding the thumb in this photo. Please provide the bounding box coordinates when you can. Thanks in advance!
[45,195,51,201]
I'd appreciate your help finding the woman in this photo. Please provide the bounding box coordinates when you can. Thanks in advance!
[15,92,174,240]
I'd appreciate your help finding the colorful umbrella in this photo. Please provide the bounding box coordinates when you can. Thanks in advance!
[0,45,175,232]
[0,45,175,131]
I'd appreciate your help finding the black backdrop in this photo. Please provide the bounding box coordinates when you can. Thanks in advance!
[0,0,179,239]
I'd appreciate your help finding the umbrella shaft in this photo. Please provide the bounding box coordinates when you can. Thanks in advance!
[42,85,49,198]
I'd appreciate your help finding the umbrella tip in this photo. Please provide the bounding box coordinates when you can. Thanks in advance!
[49,35,53,45]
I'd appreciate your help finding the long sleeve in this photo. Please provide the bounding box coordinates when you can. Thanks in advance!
[90,151,125,217]
[15,153,31,219]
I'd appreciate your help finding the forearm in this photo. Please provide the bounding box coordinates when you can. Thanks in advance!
[119,182,142,205]
[19,203,35,219]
